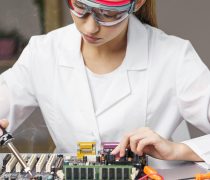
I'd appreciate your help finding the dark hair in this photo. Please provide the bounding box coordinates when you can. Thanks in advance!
[134,0,158,27]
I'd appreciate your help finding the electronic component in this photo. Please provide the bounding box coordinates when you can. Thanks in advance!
[54,155,64,171]
[0,153,11,174]
[0,142,148,179]
[64,147,146,180]
[77,142,96,159]
[6,155,18,172]
[101,142,118,153]
[46,154,57,173]
[36,154,47,173]
[27,154,37,172]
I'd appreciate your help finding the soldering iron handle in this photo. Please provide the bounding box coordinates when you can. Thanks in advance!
[0,125,8,136]
[0,125,14,146]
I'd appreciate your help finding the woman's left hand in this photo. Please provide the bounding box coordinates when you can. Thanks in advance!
[111,127,202,161]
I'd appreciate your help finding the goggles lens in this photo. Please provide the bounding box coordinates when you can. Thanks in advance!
[66,0,131,26]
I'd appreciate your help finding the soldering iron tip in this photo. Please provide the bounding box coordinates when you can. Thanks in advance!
[28,171,33,177]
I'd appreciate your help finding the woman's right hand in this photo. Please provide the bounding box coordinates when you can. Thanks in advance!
[0,119,9,138]
[0,119,9,129]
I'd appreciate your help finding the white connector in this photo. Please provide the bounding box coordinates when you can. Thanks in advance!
[57,170,64,180]
[46,154,57,173]
[86,155,97,162]
[15,154,27,173]
[36,154,47,173]
[6,155,18,173]
[27,154,37,172]
[131,168,139,180]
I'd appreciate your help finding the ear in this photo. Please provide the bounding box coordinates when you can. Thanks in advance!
[134,0,146,12]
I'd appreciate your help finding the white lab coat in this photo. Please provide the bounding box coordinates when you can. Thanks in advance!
[0,15,210,164]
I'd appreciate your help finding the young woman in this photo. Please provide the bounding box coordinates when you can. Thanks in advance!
[0,0,209,165]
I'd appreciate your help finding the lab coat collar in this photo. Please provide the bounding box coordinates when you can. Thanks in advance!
[58,14,149,71]
[57,25,82,68]
[122,15,149,71]
[57,15,149,117]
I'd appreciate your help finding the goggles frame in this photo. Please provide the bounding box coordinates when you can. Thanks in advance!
[65,0,136,26]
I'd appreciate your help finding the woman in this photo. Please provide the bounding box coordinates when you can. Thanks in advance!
[0,0,209,165]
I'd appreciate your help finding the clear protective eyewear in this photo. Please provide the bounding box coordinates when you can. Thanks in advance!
[65,0,136,26]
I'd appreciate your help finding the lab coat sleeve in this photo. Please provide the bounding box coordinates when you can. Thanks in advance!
[0,39,38,132]
[0,77,10,118]
[176,41,210,165]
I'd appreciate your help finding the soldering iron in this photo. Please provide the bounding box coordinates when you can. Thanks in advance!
[0,125,32,177]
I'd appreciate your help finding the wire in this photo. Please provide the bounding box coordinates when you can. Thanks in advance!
[138,173,164,180]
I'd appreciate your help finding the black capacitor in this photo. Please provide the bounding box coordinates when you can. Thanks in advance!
[96,155,101,163]
[119,156,126,162]
[57,154,63,158]
[51,165,56,173]
[125,149,129,157]
[133,154,140,163]
[101,154,105,164]
[83,156,87,163]
[106,154,115,165]
[128,149,134,157]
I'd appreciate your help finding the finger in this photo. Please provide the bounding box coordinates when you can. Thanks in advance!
[119,131,137,157]
[129,134,143,155]
[118,128,151,157]
[111,145,120,155]
[129,128,155,154]
[136,137,156,156]
[0,119,9,128]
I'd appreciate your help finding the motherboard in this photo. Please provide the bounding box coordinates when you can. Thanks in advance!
[0,142,147,180]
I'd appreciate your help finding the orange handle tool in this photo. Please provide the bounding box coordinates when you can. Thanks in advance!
[195,172,210,180]
[143,166,162,180]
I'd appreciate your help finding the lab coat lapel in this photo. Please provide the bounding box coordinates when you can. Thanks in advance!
[57,25,100,140]
[95,15,149,116]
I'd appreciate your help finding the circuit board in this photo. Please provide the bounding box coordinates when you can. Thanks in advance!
[0,142,147,180]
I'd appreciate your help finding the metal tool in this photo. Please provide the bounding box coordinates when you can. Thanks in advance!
[178,172,210,180]
[0,125,32,177]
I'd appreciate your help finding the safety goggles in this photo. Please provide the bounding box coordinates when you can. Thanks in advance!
[65,0,136,26]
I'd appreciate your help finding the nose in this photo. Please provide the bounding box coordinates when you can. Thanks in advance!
[83,14,100,34]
